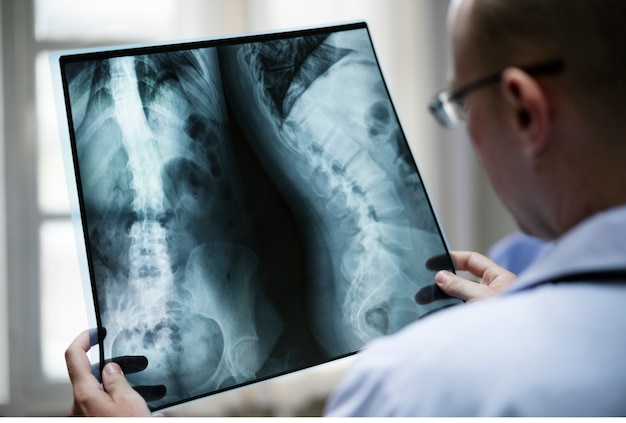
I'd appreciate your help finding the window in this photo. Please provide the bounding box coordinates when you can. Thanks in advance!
[1,0,236,414]
[34,0,179,42]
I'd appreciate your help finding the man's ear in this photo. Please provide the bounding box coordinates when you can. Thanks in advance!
[500,68,551,157]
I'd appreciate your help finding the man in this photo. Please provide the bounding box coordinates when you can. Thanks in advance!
[65,0,626,416]
[325,0,626,415]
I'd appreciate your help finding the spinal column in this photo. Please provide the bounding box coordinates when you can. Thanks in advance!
[219,29,456,356]
[67,50,282,407]
[110,57,172,304]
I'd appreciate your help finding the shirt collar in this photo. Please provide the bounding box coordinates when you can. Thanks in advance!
[504,204,626,294]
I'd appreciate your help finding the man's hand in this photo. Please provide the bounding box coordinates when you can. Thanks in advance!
[435,251,516,301]
[65,330,154,417]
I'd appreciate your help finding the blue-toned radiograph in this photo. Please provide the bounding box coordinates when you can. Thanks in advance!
[219,29,456,356]
[62,26,458,411]
[66,49,284,407]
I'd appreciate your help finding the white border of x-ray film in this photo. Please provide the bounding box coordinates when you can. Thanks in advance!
[48,20,457,412]
[48,51,99,362]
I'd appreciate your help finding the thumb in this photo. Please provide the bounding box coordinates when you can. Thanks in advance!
[101,362,132,396]
[101,362,152,415]
[435,270,494,302]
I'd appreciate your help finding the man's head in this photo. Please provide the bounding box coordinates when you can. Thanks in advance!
[452,0,626,123]
[444,0,626,240]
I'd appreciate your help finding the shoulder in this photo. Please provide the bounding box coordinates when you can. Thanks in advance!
[325,296,524,416]
[325,284,626,416]
[488,231,552,274]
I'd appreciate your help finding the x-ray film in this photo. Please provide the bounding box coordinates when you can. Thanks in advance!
[52,22,459,411]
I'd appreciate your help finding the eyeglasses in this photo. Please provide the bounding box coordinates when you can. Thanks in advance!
[428,60,564,128]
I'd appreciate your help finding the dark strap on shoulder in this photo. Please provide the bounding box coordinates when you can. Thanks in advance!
[511,269,626,294]
[549,269,626,284]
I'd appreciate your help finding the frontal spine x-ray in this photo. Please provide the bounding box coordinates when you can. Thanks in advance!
[62,25,457,410]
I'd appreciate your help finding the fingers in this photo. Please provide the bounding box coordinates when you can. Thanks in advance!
[66,330,111,417]
[435,270,496,302]
[66,330,152,416]
[101,362,153,416]
[450,251,503,280]
[424,253,455,272]
[88,327,100,347]
[93,356,150,384]
[134,384,168,402]
[433,251,517,302]
[65,330,103,396]
[449,251,516,288]
[414,283,455,305]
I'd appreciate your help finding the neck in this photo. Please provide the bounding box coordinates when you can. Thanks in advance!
[548,137,626,238]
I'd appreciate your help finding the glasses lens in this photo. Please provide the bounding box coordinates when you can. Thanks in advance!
[448,98,467,123]
[429,91,463,128]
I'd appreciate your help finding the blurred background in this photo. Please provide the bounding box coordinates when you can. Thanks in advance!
[0,0,515,416]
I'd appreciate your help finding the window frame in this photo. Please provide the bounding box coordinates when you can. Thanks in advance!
[0,0,185,414]
[1,0,72,415]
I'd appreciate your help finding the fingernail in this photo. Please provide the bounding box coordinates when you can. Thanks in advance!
[104,362,123,375]
[435,270,451,285]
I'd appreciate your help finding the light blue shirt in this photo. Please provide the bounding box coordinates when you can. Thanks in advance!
[488,231,552,274]
[324,205,626,416]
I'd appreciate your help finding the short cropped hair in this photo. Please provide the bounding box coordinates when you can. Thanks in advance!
[467,0,626,124]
